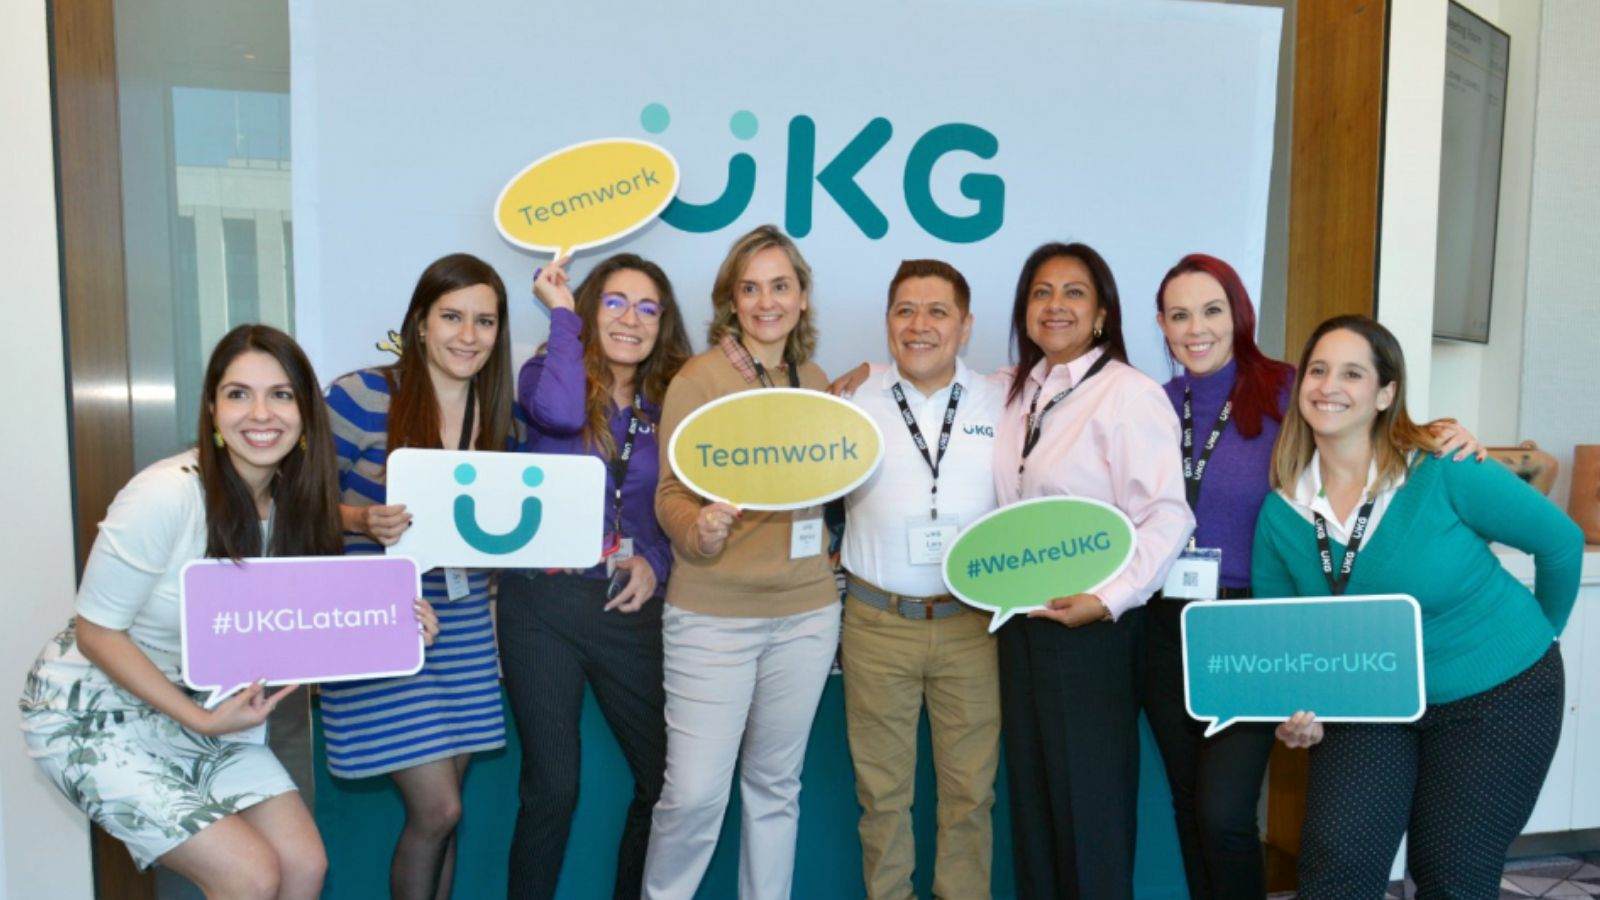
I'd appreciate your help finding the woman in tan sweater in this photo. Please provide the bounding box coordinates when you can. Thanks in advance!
[641,225,839,900]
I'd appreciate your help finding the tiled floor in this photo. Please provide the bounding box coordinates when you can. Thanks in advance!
[1496,855,1600,898]
[1269,853,1600,899]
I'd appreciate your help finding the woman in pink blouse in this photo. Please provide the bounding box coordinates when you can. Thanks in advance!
[993,242,1194,900]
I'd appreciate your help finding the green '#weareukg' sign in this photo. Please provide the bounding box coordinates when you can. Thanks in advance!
[1182,595,1425,736]
[942,497,1136,632]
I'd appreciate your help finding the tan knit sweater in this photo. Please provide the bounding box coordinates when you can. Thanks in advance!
[654,347,838,617]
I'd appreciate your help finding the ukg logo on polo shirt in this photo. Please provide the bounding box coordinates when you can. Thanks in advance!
[639,103,1004,243]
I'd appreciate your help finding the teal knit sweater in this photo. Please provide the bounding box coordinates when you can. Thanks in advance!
[1252,454,1584,703]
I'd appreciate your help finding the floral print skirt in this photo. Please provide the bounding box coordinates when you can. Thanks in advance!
[18,623,296,869]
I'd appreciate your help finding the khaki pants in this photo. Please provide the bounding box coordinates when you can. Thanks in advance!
[841,595,1001,900]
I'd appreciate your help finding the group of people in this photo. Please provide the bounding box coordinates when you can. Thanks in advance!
[19,222,1584,900]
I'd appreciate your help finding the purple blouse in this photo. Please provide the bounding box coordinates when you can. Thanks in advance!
[517,307,672,592]
[1162,358,1286,590]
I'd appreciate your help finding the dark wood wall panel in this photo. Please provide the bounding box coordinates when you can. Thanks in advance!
[1268,0,1387,891]
[1284,0,1387,359]
[54,0,134,557]
[51,0,151,896]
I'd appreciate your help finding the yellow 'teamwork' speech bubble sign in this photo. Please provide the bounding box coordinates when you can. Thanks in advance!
[669,389,885,510]
[494,138,679,259]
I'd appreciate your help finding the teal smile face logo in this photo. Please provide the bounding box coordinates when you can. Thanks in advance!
[452,462,544,555]
[640,103,1004,243]
[385,449,607,571]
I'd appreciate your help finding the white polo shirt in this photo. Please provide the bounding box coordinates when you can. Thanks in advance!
[843,358,1004,597]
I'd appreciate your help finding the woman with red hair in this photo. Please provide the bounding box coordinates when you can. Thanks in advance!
[1143,254,1479,899]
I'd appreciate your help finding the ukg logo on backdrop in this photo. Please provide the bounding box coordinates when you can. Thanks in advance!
[639,104,1004,243]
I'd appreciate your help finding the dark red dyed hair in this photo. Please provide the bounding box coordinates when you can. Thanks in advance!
[1156,254,1293,439]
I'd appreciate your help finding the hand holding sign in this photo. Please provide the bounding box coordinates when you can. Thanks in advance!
[532,256,577,313]
[1181,594,1426,737]
[942,497,1137,632]
[668,389,884,509]
[181,556,424,709]
[495,138,680,260]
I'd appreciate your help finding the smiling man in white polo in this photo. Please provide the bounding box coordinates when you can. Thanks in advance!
[840,259,1004,900]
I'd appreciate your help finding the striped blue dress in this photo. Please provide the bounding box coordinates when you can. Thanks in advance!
[319,368,506,778]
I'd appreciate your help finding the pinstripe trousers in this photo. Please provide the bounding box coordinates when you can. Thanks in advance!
[499,572,667,900]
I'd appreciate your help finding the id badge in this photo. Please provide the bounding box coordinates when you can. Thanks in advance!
[444,567,470,601]
[607,537,635,577]
[907,516,960,566]
[1162,547,1222,600]
[790,507,823,559]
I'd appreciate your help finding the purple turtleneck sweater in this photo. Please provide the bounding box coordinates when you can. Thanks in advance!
[517,307,672,593]
[1162,358,1285,590]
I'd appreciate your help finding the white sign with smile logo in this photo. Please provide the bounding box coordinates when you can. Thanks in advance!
[385,449,607,572]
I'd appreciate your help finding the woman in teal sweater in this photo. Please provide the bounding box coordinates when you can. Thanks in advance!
[1252,315,1583,899]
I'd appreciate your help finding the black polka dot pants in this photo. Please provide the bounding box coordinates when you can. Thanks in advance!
[1297,644,1564,899]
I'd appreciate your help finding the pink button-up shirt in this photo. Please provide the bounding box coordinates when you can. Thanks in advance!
[993,346,1196,619]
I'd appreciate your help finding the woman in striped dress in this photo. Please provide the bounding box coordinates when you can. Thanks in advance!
[322,253,517,900]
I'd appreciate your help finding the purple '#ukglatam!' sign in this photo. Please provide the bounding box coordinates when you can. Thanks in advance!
[180,556,423,708]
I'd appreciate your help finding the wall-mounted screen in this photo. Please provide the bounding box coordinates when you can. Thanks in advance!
[1432,1,1510,344]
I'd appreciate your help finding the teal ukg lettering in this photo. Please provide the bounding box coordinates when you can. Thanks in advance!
[963,531,1112,579]
[694,435,860,468]
[651,104,1004,242]
[517,166,662,224]
[1208,651,1400,675]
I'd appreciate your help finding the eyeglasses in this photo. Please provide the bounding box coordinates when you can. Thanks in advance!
[600,293,662,319]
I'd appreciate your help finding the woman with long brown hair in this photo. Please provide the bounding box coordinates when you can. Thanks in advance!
[20,325,441,897]
[500,252,691,898]
[1258,315,1581,897]
[320,252,516,900]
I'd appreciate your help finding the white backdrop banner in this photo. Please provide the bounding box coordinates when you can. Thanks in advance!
[290,0,1281,385]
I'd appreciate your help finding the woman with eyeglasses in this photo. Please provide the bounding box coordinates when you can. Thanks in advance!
[499,253,692,899]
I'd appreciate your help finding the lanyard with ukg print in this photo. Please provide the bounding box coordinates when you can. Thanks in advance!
[608,394,644,540]
[891,382,962,520]
[1181,385,1232,511]
[1313,497,1376,596]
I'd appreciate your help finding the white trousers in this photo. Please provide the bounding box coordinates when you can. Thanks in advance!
[642,602,842,900]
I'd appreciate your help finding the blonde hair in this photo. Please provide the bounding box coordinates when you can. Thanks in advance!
[706,224,818,365]
[1270,315,1440,493]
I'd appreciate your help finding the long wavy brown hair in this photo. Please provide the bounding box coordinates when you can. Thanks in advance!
[196,325,342,560]
[568,253,693,457]
[384,253,513,453]
[1270,315,1440,493]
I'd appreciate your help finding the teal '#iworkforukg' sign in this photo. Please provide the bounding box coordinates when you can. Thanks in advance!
[942,497,1137,632]
[1182,594,1426,736]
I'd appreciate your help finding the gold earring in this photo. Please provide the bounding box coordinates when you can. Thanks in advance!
[1093,325,1103,339]
[299,433,309,451]
[212,430,225,448]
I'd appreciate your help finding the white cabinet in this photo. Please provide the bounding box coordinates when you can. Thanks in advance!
[1506,548,1600,835]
